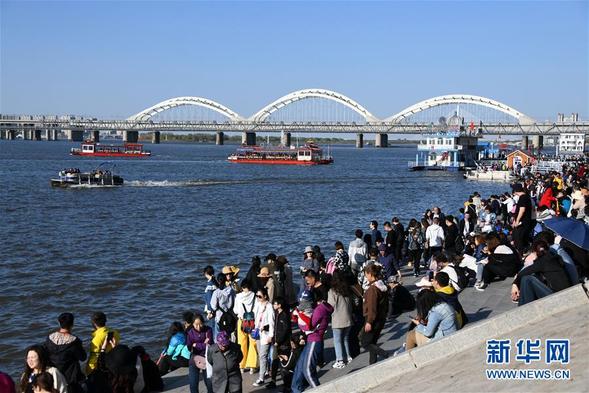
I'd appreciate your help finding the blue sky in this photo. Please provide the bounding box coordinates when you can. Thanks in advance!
[1,0,588,120]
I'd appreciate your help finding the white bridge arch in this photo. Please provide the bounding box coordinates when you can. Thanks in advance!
[128,97,244,121]
[385,94,535,124]
[249,89,379,122]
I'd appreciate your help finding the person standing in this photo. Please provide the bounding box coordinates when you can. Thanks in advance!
[203,266,217,327]
[383,221,396,259]
[291,298,334,393]
[369,220,382,247]
[257,266,276,303]
[361,264,389,365]
[327,271,353,369]
[245,256,263,293]
[331,241,351,274]
[207,331,243,393]
[252,288,275,387]
[391,217,405,268]
[444,216,459,254]
[232,280,258,374]
[348,229,367,275]
[211,273,237,336]
[222,266,241,294]
[44,313,87,393]
[407,220,425,277]
[186,314,213,393]
[512,183,534,253]
[85,312,120,376]
[425,217,445,258]
[269,297,292,389]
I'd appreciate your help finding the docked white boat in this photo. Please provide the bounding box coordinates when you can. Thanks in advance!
[463,169,515,181]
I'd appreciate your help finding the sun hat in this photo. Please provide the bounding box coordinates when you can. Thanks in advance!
[222,265,240,275]
[304,246,314,253]
[257,266,271,278]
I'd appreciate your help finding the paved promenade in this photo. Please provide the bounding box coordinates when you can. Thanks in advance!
[162,267,518,392]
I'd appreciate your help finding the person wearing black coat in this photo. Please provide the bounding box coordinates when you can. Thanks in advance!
[245,256,263,293]
[512,240,572,306]
[270,297,292,389]
[444,216,460,254]
[392,218,405,267]
[44,313,87,393]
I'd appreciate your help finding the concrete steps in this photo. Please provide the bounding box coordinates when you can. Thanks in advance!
[312,283,589,392]
[162,271,522,392]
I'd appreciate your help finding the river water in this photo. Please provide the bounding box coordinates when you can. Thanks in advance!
[0,141,507,377]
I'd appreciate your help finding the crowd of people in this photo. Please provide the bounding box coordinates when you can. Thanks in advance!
[3,162,588,393]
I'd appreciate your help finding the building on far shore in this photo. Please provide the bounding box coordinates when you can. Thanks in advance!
[506,149,535,169]
[558,133,586,155]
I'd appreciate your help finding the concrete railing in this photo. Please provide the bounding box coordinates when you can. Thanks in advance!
[311,283,589,393]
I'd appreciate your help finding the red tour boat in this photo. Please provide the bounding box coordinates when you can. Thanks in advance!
[228,143,333,165]
[70,141,151,157]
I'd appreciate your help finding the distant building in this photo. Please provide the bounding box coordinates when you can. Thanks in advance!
[506,150,535,169]
[558,133,585,155]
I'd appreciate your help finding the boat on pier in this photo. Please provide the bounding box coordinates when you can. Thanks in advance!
[228,142,333,165]
[463,168,516,181]
[409,131,480,171]
[70,140,151,157]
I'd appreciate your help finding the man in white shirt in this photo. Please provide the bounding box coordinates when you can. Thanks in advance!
[425,217,445,256]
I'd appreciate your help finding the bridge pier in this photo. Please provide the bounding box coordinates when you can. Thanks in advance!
[215,132,224,145]
[123,131,139,143]
[375,133,388,148]
[532,135,544,150]
[48,129,58,141]
[242,132,256,146]
[281,132,291,147]
[92,130,100,142]
[522,136,529,150]
[152,131,161,144]
[67,128,84,142]
[33,129,42,141]
[7,130,16,140]
[356,133,364,148]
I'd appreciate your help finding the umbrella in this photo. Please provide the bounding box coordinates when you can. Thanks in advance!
[542,217,589,250]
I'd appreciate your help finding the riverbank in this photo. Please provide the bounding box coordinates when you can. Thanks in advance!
[161,268,518,392]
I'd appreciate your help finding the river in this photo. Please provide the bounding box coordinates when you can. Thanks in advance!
[0,140,508,378]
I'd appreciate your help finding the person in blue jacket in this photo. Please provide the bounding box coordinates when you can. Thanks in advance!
[158,322,191,375]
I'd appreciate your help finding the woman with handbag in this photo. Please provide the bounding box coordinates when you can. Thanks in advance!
[186,314,213,393]
[252,287,275,387]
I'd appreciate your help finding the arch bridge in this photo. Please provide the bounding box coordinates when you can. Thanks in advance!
[2,90,587,147]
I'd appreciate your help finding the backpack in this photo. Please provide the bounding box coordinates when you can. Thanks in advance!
[450,264,470,291]
[217,307,237,334]
[241,302,255,334]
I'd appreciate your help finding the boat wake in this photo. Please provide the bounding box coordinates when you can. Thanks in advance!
[126,180,243,187]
